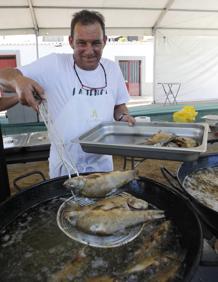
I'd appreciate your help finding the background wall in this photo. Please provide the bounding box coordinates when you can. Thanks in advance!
[0,36,153,123]
[0,36,154,99]
[154,30,218,103]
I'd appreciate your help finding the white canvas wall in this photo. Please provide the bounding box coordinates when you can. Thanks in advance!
[0,37,154,98]
[154,30,218,103]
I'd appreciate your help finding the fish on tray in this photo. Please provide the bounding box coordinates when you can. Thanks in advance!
[172,136,198,148]
[64,208,165,236]
[141,130,198,148]
[63,170,137,197]
[144,131,175,145]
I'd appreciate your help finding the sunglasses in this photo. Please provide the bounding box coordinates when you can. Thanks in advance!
[73,62,107,91]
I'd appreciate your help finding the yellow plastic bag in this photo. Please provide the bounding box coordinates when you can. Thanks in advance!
[173,106,198,122]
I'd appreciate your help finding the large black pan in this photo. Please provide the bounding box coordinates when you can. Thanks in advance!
[161,153,218,237]
[0,175,203,281]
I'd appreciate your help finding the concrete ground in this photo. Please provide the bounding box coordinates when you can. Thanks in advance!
[127,96,153,108]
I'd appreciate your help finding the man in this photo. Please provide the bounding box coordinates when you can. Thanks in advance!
[0,87,18,111]
[0,95,19,111]
[0,10,135,178]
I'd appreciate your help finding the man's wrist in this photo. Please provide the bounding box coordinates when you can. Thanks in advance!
[117,112,128,121]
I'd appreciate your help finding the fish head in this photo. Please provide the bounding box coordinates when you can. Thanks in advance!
[63,176,86,192]
[127,197,148,210]
[63,209,79,225]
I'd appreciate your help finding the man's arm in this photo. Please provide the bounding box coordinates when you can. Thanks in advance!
[0,68,44,111]
[114,103,135,126]
[0,96,19,111]
[0,68,22,92]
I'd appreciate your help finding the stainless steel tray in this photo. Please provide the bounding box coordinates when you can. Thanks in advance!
[3,133,28,150]
[25,131,50,151]
[79,121,209,162]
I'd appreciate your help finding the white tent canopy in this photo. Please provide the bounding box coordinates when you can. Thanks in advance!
[1,0,218,36]
[1,0,218,103]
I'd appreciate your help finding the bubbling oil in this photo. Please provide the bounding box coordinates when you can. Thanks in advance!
[183,167,218,212]
[0,198,185,282]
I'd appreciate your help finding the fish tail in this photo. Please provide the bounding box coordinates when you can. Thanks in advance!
[145,210,165,220]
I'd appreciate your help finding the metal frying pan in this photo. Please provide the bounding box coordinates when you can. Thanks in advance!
[161,153,218,236]
[0,175,203,281]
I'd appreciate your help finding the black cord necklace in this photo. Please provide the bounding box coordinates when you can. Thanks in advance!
[73,61,107,91]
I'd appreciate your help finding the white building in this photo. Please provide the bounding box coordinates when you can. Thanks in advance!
[0,35,153,123]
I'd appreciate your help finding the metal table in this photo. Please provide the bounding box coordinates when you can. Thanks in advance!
[5,146,50,164]
[3,131,50,164]
[0,129,50,202]
[158,82,181,104]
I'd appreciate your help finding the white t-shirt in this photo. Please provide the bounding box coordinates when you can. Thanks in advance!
[19,53,129,177]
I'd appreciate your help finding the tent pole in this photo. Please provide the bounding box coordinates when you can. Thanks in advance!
[35,31,40,123]
[151,0,175,104]
[35,31,39,59]
[152,29,157,104]
[28,0,39,59]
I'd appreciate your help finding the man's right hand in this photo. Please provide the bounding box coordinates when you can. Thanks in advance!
[0,68,44,112]
[15,75,45,111]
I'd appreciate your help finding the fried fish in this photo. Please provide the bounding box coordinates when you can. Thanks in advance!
[143,131,198,148]
[64,209,165,235]
[69,194,148,212]
[144,131,174,145]
[49,247,89,282]
[63,170,138,197]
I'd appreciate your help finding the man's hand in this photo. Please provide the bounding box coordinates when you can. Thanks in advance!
[0,68,44,112]
[114,104,136,126]
[118,113,136,126]
[15,75,45,111]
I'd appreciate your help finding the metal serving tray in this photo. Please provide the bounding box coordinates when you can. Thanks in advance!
[79,121,209,162]
[25,131,50,151]
[3,133,28,150]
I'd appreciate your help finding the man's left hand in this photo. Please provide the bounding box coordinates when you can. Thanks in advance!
[119,113,136,126]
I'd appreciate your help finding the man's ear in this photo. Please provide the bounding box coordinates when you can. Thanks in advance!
[103,35,107,46]
[68,36,74,49]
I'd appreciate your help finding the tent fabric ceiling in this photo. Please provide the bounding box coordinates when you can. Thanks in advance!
[1,0,218,36]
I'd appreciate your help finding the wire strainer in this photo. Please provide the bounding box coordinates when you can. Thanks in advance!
[35,94,79,178]
[57,193,145,248]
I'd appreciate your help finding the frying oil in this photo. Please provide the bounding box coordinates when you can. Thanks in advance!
[0,198,185,281]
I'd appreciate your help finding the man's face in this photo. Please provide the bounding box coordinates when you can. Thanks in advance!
[69,22,107,70]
